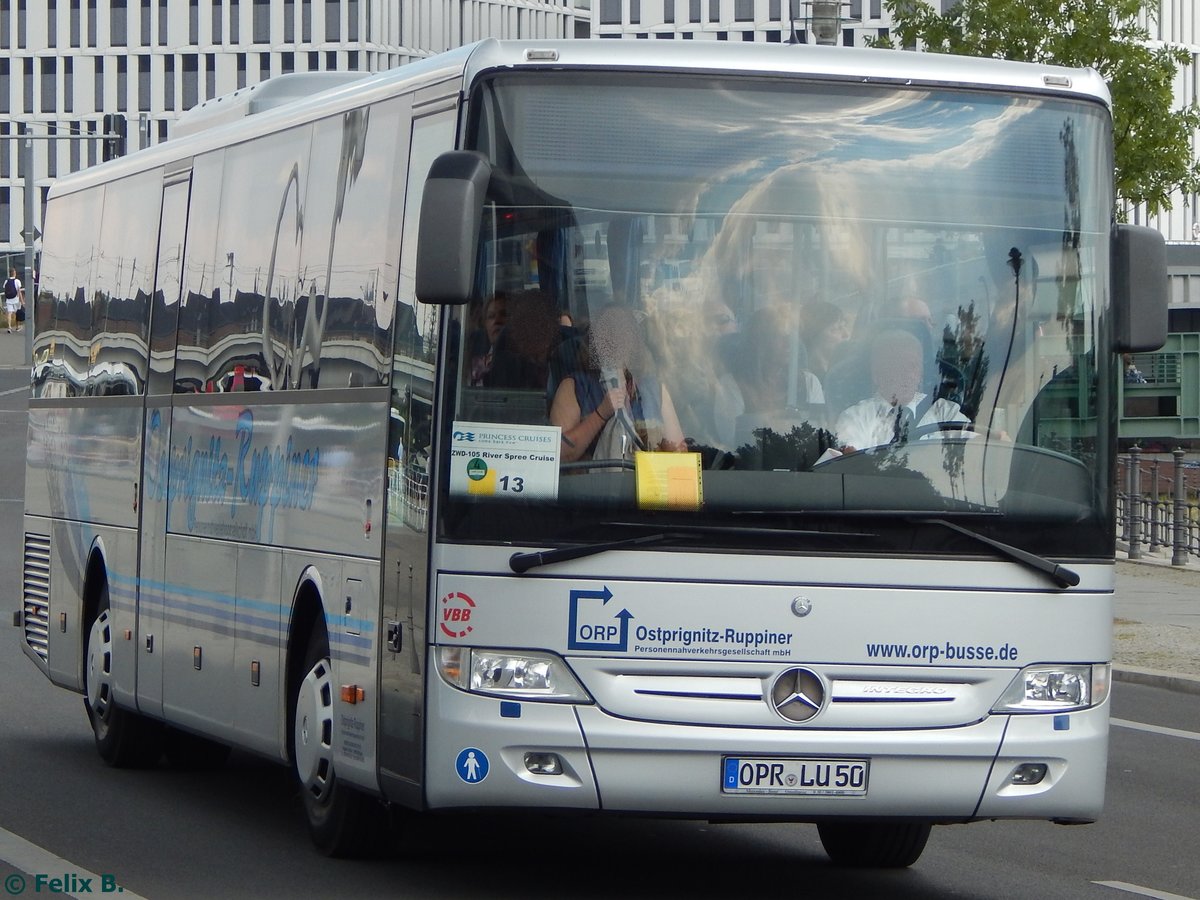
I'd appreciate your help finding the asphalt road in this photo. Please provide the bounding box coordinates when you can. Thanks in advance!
[0,663,1196,900]
[1,364,1197,900]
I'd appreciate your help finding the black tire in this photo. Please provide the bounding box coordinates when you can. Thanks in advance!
[292,620,390,857]
[163,727,232,771]
[817,821,932,868]
[83,583,163,768]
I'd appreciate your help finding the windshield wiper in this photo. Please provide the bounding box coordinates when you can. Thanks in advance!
[916,518,1080,589]
[510,532,678,573]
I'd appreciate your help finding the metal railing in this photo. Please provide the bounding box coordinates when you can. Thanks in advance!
[1116,448,1200,565]
[388,463,429,533]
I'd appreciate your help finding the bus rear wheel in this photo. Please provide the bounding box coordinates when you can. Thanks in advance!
[292,623,389,857]
[817,821,932,868]
[83,586,163,768]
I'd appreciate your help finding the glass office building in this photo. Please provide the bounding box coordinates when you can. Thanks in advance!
[0,0,583,264]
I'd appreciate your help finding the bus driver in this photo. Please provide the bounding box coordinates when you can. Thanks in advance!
[833,328,969,453]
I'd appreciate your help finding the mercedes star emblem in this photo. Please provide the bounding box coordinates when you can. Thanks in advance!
[770,667,826,722]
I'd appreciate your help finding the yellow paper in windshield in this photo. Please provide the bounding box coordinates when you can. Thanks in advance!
[635,452,703,511]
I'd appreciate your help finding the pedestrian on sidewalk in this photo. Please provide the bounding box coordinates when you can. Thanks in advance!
[3,267,24,333]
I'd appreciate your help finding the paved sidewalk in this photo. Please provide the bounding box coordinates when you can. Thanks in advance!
[1113,553,1200,694]
[0,324,30,370]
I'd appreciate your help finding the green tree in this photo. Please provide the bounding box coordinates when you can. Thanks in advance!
[869,0,1200,216]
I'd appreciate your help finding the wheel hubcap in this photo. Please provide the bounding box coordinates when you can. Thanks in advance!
[85,610,114,728]
[294,657,335,804]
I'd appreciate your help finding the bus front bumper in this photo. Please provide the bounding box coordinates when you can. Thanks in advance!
[422,683,1108,822]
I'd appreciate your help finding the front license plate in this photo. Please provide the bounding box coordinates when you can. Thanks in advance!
[722,757,869,796]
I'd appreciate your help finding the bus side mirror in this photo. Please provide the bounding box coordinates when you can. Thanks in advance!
[1111,224,1167,352]
[415,151,491,305]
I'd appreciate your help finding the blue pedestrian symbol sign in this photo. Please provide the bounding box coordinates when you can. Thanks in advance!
[456,747,489,784]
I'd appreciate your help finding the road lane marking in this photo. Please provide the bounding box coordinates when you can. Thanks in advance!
[0,825,149,900]
[1111,717,1200,742]
[1094,880,1198,900]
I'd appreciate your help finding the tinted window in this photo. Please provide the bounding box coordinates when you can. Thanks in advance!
[89,170,159,395]
[196,128,313,393]
[148,178,190,394]
[44,188,103,396]
[389,108,456,531]
[33,188,92,397]
[174,151,224,393]
[298,100,405,389]
[439,74,1115,560]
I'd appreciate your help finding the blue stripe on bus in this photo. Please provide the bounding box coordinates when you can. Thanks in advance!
[104,573,376,661]
[108,569,376,632]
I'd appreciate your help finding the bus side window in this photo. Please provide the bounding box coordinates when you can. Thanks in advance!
[88,171,159,397]
[292,101,405,391]
[35,188,97,398]
[174,151,224,395]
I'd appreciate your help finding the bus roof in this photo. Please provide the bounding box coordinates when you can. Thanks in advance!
[47,38,1109,199]
[463,38,1109,103]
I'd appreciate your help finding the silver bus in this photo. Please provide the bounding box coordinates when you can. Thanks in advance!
[19,39,1166,866]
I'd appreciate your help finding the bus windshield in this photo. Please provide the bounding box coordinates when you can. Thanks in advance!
[439,72,1115,559]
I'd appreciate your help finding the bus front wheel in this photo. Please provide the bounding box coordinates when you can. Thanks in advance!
[817,821,932,868]
[83,585,163,768]
[292,623,389,857]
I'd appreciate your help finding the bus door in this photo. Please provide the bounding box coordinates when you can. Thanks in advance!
[379,100,457,805]
[136,170,191,719]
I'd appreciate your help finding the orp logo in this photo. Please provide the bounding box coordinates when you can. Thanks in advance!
[439,591,475,638]
[567,586,631,652]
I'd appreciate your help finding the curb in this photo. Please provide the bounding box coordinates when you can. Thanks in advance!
[1116,553,1200,574]
[1113,666,1200,696]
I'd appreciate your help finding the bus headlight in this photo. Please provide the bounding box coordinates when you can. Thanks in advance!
[992,664,1109,713]
[437,647,591,703]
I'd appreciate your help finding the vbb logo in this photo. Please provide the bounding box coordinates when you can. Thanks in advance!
[439,591,476,638]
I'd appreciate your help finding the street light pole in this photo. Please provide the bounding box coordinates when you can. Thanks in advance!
[23,136,35,359]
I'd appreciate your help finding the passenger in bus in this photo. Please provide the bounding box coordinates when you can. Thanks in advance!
[896,295,936,339]
[468,292,508,386]
[891,292,974,407]
[833,328,968,452]
[713,306,825,448]
[647,299,738,447]
[482,289,563,391]
[549,303,685,462]
[799,300,850,384]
